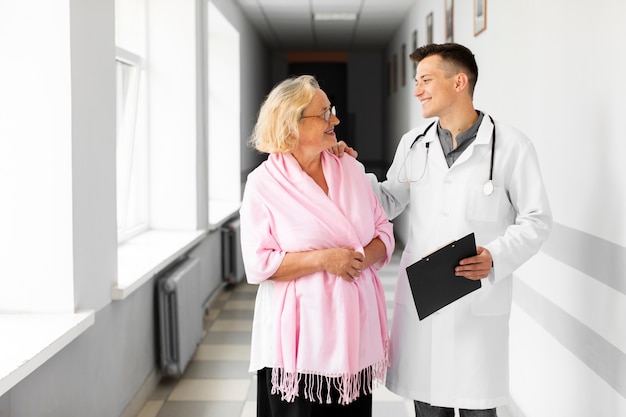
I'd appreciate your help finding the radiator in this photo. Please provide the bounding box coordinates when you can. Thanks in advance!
[221,218,245,284]
[156,256,203,377]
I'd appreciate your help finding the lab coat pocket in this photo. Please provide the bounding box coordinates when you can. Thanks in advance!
[466,184,512,223]
[471,277,512,316]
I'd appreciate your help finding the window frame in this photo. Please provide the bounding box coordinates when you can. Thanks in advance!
[115,46,149,243]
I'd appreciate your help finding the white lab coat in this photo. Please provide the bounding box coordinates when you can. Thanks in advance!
[371,115,552,409]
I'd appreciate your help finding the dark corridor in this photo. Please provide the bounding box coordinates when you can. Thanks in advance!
[288,62,348,143]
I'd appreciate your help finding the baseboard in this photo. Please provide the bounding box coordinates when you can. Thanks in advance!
[119,369,162,417]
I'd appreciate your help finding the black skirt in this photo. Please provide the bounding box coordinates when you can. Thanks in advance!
[256,367,373,417]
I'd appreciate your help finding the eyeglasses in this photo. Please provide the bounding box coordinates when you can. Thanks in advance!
[300,106,336,122]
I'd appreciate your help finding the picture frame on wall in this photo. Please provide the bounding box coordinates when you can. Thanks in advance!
[445,0,454,42]
[426,12,433,44]
[474,0,486,36]
[412,30,418,73]
[392,54,397,93]
[386,60,391,97]
[401,44,406,86]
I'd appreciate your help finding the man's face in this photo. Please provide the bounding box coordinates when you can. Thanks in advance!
[413,55,457,119]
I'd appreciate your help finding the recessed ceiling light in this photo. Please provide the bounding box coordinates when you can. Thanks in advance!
[313,12,358,21]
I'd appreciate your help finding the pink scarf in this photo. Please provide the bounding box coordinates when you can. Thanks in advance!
[241,151,394,404]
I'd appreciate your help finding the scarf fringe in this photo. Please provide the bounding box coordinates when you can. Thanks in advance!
[270,343,389,406]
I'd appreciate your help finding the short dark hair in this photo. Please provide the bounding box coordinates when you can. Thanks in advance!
[410,43,478,97]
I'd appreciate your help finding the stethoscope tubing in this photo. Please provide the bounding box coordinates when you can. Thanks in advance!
[407,115,496,196]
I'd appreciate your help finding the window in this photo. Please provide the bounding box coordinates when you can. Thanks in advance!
[116,48,148,241]
[207,1,241,225]
[114,0,208,298]
[0,3,75,313]
[115,0,148,243]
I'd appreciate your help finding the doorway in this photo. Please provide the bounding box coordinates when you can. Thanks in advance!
[288,62,348,143]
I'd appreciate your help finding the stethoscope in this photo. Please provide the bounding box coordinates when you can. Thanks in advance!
[399,116,496,196]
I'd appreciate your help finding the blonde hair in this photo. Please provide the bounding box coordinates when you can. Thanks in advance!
[250,75,319,154]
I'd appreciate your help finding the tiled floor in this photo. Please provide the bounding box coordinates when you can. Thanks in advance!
[135,252,512,417]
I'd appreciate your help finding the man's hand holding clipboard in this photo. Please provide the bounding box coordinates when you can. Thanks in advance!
[406,233,490,320]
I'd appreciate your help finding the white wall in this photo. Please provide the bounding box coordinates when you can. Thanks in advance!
[385,1,626,416]
[70,0,119,312]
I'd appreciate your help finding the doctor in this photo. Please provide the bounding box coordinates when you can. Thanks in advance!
[335,43,552,416]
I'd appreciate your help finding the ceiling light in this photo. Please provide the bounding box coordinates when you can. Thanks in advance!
[313,12,358,21]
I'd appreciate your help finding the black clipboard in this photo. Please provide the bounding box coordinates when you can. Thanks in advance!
[406,233,481,320]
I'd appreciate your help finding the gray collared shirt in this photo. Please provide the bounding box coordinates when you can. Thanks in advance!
[437,111,485,167]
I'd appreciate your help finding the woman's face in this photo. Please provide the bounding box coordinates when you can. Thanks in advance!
[296,89,340,153]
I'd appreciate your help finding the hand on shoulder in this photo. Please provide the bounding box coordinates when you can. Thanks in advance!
[328,141,358,159]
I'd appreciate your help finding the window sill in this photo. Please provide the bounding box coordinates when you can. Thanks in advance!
[208,200,240,231]
[0,310,95,397]
[113,229,208,300]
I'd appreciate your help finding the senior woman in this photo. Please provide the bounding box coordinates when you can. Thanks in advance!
[240,75,394,417]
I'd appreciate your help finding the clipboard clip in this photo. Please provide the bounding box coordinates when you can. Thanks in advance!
[424,243,457,262]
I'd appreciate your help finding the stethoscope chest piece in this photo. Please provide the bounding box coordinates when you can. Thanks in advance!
[483,180,494,196]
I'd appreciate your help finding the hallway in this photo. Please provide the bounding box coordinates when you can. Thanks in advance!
[135,252,512,417]
[2,1,624,415]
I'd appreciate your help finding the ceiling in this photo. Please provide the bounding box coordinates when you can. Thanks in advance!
[236,0,417,51]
